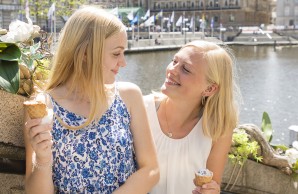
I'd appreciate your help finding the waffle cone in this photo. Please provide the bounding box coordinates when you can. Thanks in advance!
[24,100,47,119]
[194,173,213,186]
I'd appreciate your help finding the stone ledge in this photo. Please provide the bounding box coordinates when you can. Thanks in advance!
[222,159,298,194]
[0,173,25,194]
[0,143,25,160]
[0,90,27,148]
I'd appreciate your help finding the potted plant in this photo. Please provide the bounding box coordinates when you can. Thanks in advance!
[222,112,298,194]
[0,18,52,156]
[0,18,52,97]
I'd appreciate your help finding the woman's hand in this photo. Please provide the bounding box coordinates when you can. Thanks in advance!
[25,118,53,163]
[192,180,220,194]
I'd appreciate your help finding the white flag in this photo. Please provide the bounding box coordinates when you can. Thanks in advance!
[170,11,174,23]
[127,10,134,21]
[176,16,182,26]
[144,15,155,27]
[47,3,55,19]
[142,9,150,20]
[110,7,119,16]
[190,17,194,29]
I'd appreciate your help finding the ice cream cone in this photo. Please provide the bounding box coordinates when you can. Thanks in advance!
[24,100,47,119]
[194,169,213,186]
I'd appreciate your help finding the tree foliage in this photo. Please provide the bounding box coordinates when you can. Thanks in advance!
[20,0,88,19]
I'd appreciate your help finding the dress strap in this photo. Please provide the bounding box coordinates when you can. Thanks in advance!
[106,82,118,97]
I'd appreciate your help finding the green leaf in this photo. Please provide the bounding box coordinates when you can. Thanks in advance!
[30,41,41,55]
[261,112,273,142]
[0,43,21,61]
[0,60,19,93]
[21,53,34,70]
[272,144,289,152]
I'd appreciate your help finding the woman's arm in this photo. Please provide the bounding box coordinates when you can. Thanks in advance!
[193,129,233,194]
[207,130,233,184]
[24,113,55,194]
[114,82,160,194]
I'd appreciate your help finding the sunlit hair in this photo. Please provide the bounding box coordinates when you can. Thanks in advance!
[182,40,241,140]
[46,6,126,129]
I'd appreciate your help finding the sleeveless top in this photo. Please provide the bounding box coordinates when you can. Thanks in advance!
[144,95,212,194]
[50,88,137,194]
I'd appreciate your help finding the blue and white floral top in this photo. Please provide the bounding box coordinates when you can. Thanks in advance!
[50,92,137,194]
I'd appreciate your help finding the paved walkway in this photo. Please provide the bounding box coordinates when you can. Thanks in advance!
[125,32,298,53]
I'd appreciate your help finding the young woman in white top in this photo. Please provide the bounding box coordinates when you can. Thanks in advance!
[144,40,240,194]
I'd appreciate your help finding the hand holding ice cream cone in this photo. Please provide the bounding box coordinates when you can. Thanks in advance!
[23,93,53,124]
[24,100,48,119]
[194,168,213,186]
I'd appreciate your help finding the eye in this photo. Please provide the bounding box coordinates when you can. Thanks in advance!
[183,66,190,73]
[172,59,178,65]
[113,53,121,57]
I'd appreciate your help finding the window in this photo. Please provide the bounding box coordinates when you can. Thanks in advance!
[187,1,191,8]
[214,16,218,22]
[229,14,235,22]
[215,0,219,7]
[285,6,290,16]
[0,11,2,29]
[178,1,182,8]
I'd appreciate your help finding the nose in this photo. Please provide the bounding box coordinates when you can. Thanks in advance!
[118,54,126,67]
[167,62,178,76]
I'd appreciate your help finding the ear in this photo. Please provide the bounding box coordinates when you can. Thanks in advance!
[203,84,219,97]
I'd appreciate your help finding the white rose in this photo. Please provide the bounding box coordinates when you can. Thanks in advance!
[0,19,33,43]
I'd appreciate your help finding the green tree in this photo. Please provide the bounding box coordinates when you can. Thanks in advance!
[20,0,88,21]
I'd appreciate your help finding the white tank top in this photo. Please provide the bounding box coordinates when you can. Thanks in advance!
[144,95,212,194]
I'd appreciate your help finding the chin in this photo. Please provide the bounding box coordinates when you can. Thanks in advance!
[160,85,168,95]
[104,79,115,85]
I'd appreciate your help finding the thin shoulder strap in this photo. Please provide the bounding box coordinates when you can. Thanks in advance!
[155,98,162,111]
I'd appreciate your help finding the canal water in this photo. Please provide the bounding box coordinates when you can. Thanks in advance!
[118,45,298,146]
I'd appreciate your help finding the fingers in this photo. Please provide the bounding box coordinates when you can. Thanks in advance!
[31,131,52,148]
[193,180,220,194]
[24,118,41,131]
[26,118,53,154]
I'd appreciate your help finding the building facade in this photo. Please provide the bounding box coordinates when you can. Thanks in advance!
[0,0,275,31]
[147,0,274,29]
[0,0,22,29]
[276,0,298,27]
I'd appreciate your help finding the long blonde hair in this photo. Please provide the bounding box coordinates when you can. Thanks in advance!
[182,41,240,140]
[46,6,126,129]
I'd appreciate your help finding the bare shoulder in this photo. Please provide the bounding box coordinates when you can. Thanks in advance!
[117,82,143,110]
[117,82,142,97]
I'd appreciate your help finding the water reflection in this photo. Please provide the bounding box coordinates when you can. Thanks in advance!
[119,45,298,146]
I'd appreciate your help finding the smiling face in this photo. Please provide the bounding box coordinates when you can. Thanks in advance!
[102,31,127,84]
[161,46,210,101]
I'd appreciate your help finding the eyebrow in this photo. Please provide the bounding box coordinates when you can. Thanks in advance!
[112,46,125,50]
[175,55,192,66]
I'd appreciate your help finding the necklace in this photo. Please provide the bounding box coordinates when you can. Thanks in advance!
[163,98,173,138]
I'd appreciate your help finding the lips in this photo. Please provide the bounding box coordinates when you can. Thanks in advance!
[165,77,180,86]
[111,69,118,74]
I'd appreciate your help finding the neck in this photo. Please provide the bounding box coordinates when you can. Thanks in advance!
[161,97,203,138]
[165,97,202,125]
